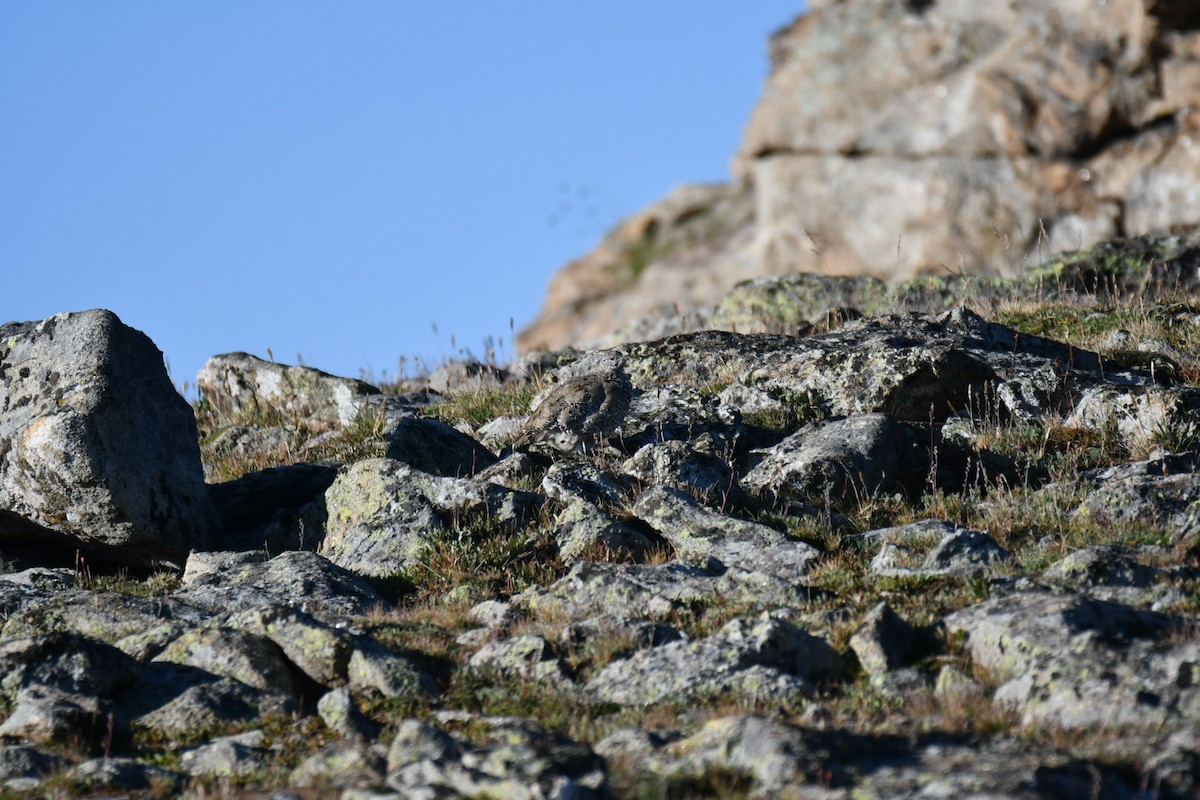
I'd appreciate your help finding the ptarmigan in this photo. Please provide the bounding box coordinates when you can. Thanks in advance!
[512,355,633,454]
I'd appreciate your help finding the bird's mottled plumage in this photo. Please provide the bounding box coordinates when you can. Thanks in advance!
[513,359,633,453]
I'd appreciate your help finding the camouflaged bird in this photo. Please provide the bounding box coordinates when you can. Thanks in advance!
[512,355,633,454]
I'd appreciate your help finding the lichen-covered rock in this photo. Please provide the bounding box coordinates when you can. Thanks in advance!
[743,413,907,502]
[622,440,745,507]
[1074,454,1200,544]
[515,561,809,623]
[0,589,206,644]
[541,461,628,506]
[225,604,353,688]
[291,739,387,790]
[117,661,294,739]
[347,639,439,700]
[153,626,296,697]
[946,590,1200,730]
[0,309,219,565]
[179,730,270,778]
[317,687,380,742]
[848,602,917,682]
[177,549,390,619]
[385,714,608,799]
[552,498,658,564]
[866,520,1008,577]
[587,613,842,706]
[197,351,380,430]
[467,634,571,684]
[319,458,446,578]
[69,756,182,794]
[631,485,818,580]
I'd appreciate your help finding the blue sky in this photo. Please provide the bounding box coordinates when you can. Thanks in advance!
[2,3,804,392]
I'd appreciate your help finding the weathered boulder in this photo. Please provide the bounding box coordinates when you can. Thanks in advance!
[0,310,218,565]
[197,351,380,430]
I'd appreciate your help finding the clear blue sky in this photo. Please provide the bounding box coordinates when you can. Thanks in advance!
[2,3,804,392]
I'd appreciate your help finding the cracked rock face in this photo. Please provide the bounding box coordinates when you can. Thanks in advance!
[520,0,1200,353]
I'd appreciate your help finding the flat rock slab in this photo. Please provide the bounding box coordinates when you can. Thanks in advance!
[0,310,218,565]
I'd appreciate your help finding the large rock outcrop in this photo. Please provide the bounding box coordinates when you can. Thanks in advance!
[0,310,218,565]
[519,0,1200,352]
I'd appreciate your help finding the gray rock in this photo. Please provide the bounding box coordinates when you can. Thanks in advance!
[153,626,296,697]
[207,461,337,553]
[946,590,1200,730]
[177,549,389,619]
[0,632,139,703]
[197,351,379,430]
[1074,454,1200,544]
[386,714,607,800]
[70,756,181,793]
[117,661,293,739]
[623,440,744,507]
[426,360,510,395]
[1042,544,1164,590]
[515,561,809,624]
[0,684,107,744]
[662,715,825,794]
[866,519,1008,577]
[848,602,917,682]
[467,599,516,630]
[384,415,497,476]
[631,485,819,580]
[552,498,657,564]
[0,309,218,565]
[291,740,387,790]
[318,686,381,742]
[180,730,270,778]
[0,567,73,590]
[743,413,905,501]
[468,634,571,685]
[587,612,842,706]
[0,744,63,790]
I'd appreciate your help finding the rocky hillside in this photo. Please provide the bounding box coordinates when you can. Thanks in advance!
[4,245,1200,795]
[519,0,1200,353]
